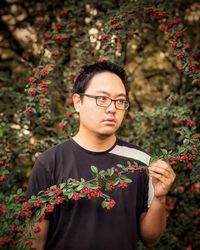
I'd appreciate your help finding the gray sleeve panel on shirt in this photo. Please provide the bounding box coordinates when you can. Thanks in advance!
[109,145,154,208]
[109,145,150,165]
[148,176,154,207]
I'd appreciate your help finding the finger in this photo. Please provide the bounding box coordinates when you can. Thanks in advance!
[149,172,173,188]
[149,165,171,179]
[149,167,176,184]
[150,160,176,178]
[150,159,170,169]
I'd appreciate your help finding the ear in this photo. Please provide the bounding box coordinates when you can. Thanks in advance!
[72,93,81,112]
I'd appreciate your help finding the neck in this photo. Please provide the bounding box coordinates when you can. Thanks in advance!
[73,130,117,152]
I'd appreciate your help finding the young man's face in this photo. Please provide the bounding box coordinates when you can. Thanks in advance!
[74,71,127,137]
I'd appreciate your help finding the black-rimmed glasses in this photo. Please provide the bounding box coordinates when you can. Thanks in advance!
[79,93,129,110]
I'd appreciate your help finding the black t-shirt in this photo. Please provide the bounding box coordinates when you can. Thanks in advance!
[27,138,153,250]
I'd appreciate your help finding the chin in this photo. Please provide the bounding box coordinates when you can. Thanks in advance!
[98,128,117,137]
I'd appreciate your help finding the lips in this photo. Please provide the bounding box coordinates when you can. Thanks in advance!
[103,118,116,123]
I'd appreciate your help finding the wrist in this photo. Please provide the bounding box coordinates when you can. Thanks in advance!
[153,195,166,205]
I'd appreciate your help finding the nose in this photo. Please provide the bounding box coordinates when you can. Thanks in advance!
[106,100,117,113]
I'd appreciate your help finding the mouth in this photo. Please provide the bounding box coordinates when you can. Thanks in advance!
[103,118,116,124]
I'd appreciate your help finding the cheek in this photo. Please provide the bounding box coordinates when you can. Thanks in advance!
[80,106,102,123]
[116,112,125,123]
[86,104,103,115]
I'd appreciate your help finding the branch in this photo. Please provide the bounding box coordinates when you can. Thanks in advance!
[0,17,25,57]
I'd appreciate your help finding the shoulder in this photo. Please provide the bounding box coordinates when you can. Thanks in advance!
[109,138,151,165]
[117,138,148,152]
[37,139,73,163]
[30,139,74,179]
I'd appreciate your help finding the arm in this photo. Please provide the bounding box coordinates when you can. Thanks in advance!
[26,158,51,249]
[32,220,49,250]
[140,159,176,247]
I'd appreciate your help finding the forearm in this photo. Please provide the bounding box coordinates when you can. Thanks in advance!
[31,220,49,250]
[140,196,167,247]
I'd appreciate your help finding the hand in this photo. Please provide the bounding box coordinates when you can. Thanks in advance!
[149,159,176,198]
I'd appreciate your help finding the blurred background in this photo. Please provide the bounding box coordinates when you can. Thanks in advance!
[0,0,199,249]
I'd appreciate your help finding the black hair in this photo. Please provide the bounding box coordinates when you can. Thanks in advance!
[73,61,129,95]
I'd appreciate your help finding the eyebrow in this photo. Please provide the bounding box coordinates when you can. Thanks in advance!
[94,90,127,98]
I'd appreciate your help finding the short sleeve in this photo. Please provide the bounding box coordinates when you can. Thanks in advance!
[141,173,150,213]
[26,158,51,200]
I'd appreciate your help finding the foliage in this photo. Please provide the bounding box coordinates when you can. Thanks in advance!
[1,161,145,249]
[0,0,199,249]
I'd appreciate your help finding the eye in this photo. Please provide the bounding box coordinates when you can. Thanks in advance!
[116,99,126,105]
[97,96,109,102]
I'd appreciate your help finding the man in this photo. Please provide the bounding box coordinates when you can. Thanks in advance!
[27,61,176,250]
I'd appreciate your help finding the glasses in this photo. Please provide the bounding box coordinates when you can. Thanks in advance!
[79,93,129,110]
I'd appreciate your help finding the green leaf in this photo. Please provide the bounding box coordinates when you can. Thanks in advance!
[160,148,168,156]
[183,139,190,146]
[71,182,80,187]
[124,178,132,183]
[35,209,41,217]
[99,170,106,175]
[59,183,66,189]
[62,190,68,196]
[76,185,84,191]
[67,178,73,184]
[116,164,123,168]
[109,167,114,176]
[127,161,132,167]
[120,174,127,180]
[47,192,55,196]
[149,156,160,164]
[67,192,74,199]
[86,183,99,189]
[38,190,45,195]
[17,188,23,195]
[30,195,37,200]
[79,193,86,198]
[101,200,108,208]
[113,179,119,185]
[107,169,111,176]
[91,165,98,174]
